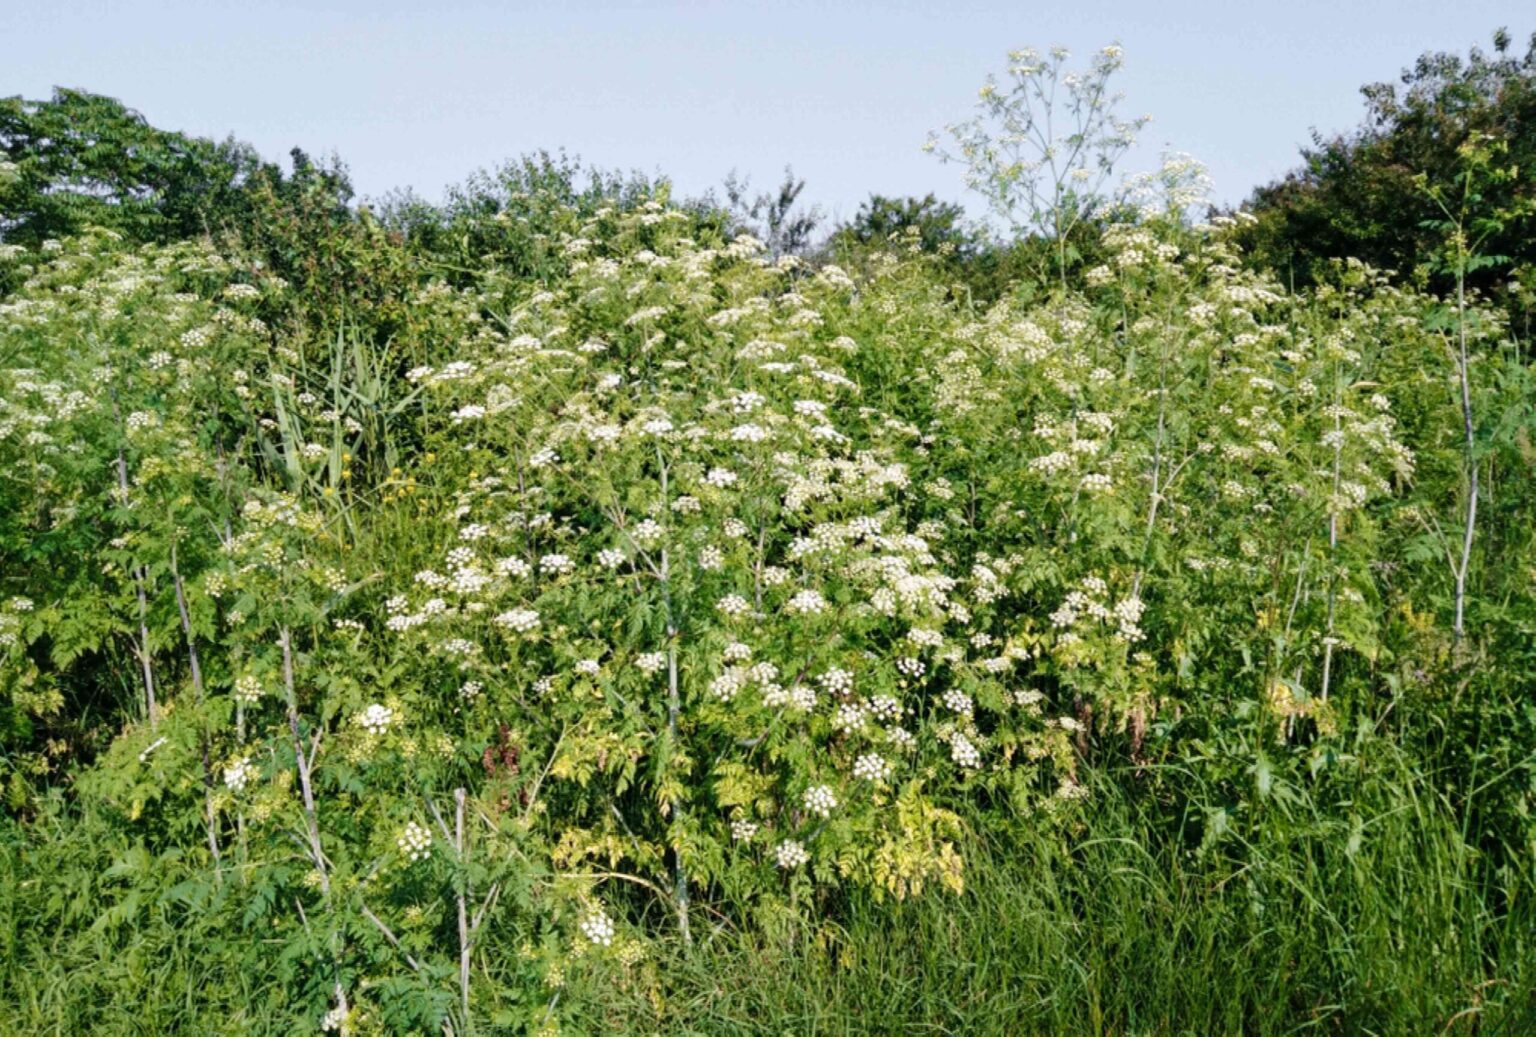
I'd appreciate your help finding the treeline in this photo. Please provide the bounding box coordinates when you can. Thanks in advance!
[7,30,1535,320]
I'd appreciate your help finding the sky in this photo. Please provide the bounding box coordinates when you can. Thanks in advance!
[6,1,1533,226]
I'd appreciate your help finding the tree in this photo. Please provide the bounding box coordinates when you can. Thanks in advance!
[1236,29,1536,319]
[0,88,261,245]
[832,193,977,254]
[720,166,824,258]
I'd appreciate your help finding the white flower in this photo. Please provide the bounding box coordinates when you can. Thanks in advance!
[730,423,767,443]
[575,658,601,676]
[907,627,944,648]
[494,608,541,633]
[731,818,759,842]
[539,553,575,575]
[397,820,432,862]
[716,594,750,617]
[632,518,664,546]
[580,907,615,947]
[818,668,853,695]
[803,785,837,817]
[636,651,667,675]
[788,684,818,711]
[852,754,891,782]
[703,467,739,488]
[832,702,867,732]
[785,589,827,615]
[495,556,531,578]
[233,674,263,704]
[597,548,626,569]
[775,839,809,869]
[442,632,482,657]
[950,733,981,769]
[357,703,395,736]
[223,757,256,792]
[942,689,973,715]
[710,671,743,702]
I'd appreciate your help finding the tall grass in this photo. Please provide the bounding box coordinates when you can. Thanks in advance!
[564,741,1535,1035]
[7,734,1529,1034]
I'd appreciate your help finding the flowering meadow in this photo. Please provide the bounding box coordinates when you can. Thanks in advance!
[4,37,1536,1035]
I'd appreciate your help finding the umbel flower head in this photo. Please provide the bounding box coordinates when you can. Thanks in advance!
[396,821,432,862]
[356,703,394,736]
[775,840,810,869]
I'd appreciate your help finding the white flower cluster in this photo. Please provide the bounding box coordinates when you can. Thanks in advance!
[579,907,615,947]
[852,754,891,783]
[785,589,828,615]
[397,821,432,862]
[716,594,750,617]
[1049,577,1145,642]
[233,673,263,705]
[223,757,256,792]
[493,608,541,633]
[802,785,837,818]
[950,733,981,769]
[320,1004,348,1034]
[357,703,395,736]
[942,689,973,716]
[775,839,809,869]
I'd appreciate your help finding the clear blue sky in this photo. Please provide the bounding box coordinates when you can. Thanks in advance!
[6,1,1531,224]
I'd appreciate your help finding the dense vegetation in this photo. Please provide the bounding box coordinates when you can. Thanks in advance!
[2,34,1534,1035]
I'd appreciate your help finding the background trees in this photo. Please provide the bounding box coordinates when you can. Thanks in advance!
[1236,30,1536,325]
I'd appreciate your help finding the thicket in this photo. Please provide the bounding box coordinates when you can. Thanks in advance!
[2,35,1535,1036]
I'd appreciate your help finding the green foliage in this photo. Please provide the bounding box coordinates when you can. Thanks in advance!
[0,89,259,248]
[2,41,1535,1035]
[1237,29,1536,322]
